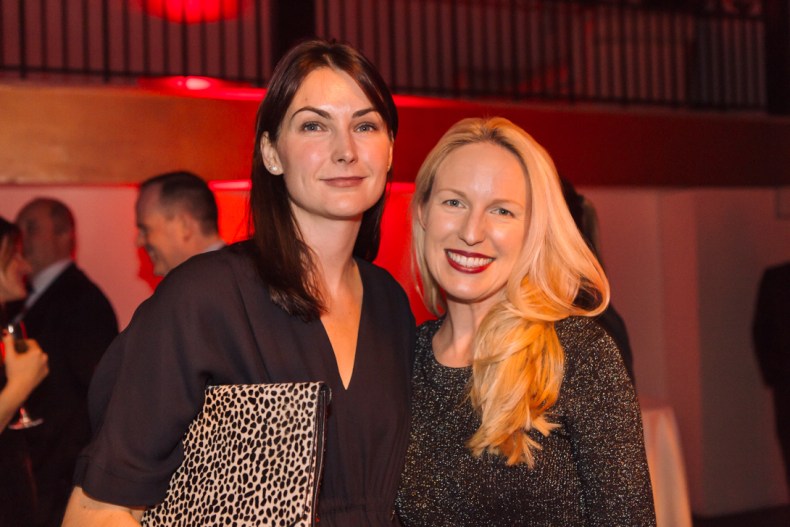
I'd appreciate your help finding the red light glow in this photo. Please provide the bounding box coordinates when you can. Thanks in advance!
[133,0,250,23]
[136,76,264,100]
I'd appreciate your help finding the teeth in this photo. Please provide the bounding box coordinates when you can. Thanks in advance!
[447,251,493,269]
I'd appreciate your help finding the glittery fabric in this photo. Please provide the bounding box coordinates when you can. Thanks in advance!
[396,317,656,527]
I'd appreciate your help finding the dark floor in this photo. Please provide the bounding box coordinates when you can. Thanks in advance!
[693,505,790,527]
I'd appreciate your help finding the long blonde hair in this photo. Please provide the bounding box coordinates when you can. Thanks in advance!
[412,117,610,466]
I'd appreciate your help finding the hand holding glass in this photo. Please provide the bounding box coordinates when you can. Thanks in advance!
[2,323,45,429]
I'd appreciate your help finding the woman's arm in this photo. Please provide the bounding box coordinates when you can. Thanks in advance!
[563,319,656,526]
[62,487,144,527]
[0,333,48,430]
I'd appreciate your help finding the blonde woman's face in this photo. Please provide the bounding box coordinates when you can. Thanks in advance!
[0,242,31,302]
[418,142,529,308]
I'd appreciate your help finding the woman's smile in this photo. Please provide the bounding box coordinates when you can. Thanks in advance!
[445,250,494,273]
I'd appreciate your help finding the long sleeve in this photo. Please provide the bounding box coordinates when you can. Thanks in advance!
[559,317,656,527]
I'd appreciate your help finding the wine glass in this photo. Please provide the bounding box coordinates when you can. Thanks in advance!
[3,322,44,429]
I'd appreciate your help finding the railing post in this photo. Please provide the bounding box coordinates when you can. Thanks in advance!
[271,0,316,66]
[765,0,790,114]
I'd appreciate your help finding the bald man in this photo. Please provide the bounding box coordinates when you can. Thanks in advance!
[14,197,118,527]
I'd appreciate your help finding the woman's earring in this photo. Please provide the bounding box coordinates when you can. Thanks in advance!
[269,165,279,173]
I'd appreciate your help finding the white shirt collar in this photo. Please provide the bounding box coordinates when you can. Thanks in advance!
[202,241,225,253]
[25,258,73,309]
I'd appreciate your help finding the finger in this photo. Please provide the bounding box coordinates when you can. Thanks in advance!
[1,332,12,360]
[14,339,29,354]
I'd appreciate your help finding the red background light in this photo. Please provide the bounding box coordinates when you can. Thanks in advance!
[133,0,251,23]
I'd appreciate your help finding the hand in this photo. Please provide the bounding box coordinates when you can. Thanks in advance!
[2,332,49,397]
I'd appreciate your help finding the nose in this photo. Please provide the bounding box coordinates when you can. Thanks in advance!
[135,231,145,248]
[333,129,358,165]
[459,211,485,246]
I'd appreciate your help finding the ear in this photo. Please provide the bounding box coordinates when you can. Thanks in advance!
[416,200,427,230]
[174,212,194,241]
[387,141,394,173]
[260,133,283,175]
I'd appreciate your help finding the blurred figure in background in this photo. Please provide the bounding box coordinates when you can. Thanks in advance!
[14,198,117,527]
[0,216,48,527]
[136,171,224,277]
[560,177,635,385]
[753,261,790,494]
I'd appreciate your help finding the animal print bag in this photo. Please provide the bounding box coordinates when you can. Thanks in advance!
[141,382,330,527]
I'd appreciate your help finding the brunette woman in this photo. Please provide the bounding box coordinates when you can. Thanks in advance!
[64,40,414,526]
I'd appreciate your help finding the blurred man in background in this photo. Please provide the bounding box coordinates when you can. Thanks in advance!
[14,197,118,527]
[135,171,224,277]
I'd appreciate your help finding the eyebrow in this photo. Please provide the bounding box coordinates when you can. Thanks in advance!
[290,106,379,121]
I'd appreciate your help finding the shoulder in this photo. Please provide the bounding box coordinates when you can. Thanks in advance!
[555,317,637,411]
[760,262,790,288]
[56,264,114,311]
[55,263,101,292]
[157,242,257,299]
[556,316,622,378]
[357,260,413,313]
[414,319,442,360]
[358,259,406,293]
[556,316,610,347]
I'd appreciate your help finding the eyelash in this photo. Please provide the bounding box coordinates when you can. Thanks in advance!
[299,121,380,133]
[356,122,379,132]
[494,208,514,217]
[301,122,322,132]
[441,200,515,217]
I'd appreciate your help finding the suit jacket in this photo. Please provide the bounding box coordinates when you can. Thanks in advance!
[753,262,790,388]
[21,262,118,527]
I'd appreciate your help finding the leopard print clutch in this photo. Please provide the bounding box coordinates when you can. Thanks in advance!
[141,382,330,527]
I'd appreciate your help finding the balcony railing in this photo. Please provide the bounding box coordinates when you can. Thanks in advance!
[0,0,774,111]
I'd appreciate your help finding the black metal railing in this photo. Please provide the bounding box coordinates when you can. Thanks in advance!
[0,0,773,111]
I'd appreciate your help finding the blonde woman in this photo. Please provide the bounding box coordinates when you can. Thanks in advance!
[396,118,655,526]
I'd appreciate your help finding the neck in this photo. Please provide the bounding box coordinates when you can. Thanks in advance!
[196,234,223,252]
[296,215,362,295]
[435,296,501,367]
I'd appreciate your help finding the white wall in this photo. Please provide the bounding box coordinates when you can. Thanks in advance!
[585,186,790,515]
[0,184,250,329]
[2,183,788,516]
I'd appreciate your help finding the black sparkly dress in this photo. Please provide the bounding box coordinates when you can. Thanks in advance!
[396,317,656,527]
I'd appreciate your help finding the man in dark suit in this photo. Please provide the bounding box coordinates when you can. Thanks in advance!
[14,198,118,527]
[753,261,790,493]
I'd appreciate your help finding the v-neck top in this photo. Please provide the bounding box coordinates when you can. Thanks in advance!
[74,242,415,526]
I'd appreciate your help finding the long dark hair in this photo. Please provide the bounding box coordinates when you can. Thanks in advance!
[249,39,398,320]
[0,217,21,272]
[0,217,22,324]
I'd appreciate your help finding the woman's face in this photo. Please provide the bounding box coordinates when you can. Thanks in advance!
[0,240,31,302]
[262,67,393,228]
[419,142,530,308]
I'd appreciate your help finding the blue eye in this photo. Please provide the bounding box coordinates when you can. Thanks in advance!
[356,123,379,132]
[301,122,322,132]
[443,199,462,207]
